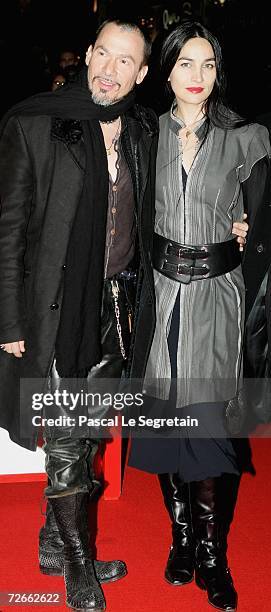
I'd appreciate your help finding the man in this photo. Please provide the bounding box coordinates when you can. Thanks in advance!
[59,48,80,70]
[0,20,157,611]
[0,18,248,612]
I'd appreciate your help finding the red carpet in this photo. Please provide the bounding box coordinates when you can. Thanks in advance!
[1,438,271,611]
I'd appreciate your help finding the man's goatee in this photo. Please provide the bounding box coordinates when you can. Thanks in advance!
[91,93,117,106]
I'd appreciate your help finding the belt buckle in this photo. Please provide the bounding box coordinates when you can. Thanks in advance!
[176,246,186,258]
[176,248,198,283]
[177,261,209,283]
[177,261,194,283]
[174,244,209,261]
[176,246,209,283]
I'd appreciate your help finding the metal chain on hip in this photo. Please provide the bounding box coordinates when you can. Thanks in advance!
[111,280,127,360]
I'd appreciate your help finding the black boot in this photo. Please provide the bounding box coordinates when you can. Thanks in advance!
[192,477,238,611]
[158,473,195,585]
[39,501,63,575]
[50,493,106,611]
[39,500,127,583]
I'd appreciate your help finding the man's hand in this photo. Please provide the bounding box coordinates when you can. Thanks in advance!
[0,340,25,357]
[232,213,249,252]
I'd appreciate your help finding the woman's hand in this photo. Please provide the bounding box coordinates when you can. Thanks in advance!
[0,340,25,357]
[232,213,249,252]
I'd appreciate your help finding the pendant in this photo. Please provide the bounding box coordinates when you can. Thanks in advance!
[106,149,111,156]
[128,311,132,333]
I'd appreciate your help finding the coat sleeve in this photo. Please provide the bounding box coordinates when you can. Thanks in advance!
[240,128,271,423]
[241,145,271,384]
[241,125,271,316]
[0,115,34,342]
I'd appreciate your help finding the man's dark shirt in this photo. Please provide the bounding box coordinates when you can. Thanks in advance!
[104,142,135,279]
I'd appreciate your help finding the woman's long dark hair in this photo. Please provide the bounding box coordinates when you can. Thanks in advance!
[160,21,244,129]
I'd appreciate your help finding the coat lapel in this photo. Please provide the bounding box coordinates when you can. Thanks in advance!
[34,135,85,301]
[51,117,86,171]
[124,114,157,215]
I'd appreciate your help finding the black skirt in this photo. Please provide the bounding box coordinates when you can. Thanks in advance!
[128,290,241,482]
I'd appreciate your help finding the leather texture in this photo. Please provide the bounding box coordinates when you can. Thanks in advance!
[43,277,133,498]
[244,269,271,428]
[192,477,238,611]
[225,389,246,436]
[153,233,241,283]
[158,473,195,585]
[50,492,106,610]
[44,437,100,499]
[39,500,127,583]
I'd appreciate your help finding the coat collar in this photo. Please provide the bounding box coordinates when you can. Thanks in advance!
[125,104,159,139]
[50,104,158,142]
[169,102,213,141]
[50,104,158,170]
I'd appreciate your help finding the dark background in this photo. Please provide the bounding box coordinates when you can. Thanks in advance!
[0,0,270,119]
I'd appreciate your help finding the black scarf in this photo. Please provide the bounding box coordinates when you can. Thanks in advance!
[0,68,136,376]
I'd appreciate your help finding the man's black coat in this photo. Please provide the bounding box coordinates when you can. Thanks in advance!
[0,107,158,450]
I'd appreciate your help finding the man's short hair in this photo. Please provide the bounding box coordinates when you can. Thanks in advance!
[95,19,152,66]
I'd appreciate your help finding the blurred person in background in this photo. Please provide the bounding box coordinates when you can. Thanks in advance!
[51,69,66,92]
[50,65,81,92]
[59,48,80,69]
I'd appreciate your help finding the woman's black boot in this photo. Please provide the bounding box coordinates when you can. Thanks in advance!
[50,492,106,611]
[158,473,195,585]
[192,477,238,611]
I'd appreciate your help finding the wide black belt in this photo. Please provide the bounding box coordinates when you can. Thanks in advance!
[152,232,241,284]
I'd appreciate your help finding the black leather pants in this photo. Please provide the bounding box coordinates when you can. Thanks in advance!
[43,276,134,498]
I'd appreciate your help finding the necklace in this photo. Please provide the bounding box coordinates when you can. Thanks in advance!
[173,109,203,171]
[105,119,121,156]
[178,126,200,154]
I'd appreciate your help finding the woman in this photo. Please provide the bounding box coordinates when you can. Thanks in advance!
[129,21,271,611]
